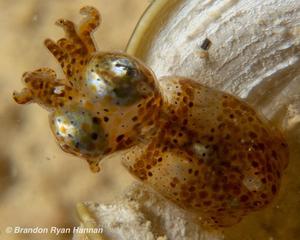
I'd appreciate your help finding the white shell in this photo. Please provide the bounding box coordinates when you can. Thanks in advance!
[140,0,300,127]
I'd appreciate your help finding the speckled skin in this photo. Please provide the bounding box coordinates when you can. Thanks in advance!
[13,6,289,227]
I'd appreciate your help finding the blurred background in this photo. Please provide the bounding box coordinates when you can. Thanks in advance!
[0,0,150,239]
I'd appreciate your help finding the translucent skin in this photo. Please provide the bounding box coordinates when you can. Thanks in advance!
[13,6,289,227]
[122,76,288,227]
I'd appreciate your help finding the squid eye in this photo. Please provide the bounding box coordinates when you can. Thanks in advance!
[50,106,107,158]
[83,53,157,106]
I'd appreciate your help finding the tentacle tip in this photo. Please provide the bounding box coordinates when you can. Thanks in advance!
[89,162,101,173]
[55,18,74,29]
[44,38,53,47]
[21,71,30,79]
[79,6,98,15]
[44,38,60,55]
[21,70,40,82]
[55,18,65,26]
[12,89,33,104]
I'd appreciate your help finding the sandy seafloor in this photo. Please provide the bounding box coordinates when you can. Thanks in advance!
[0,1,149,239]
